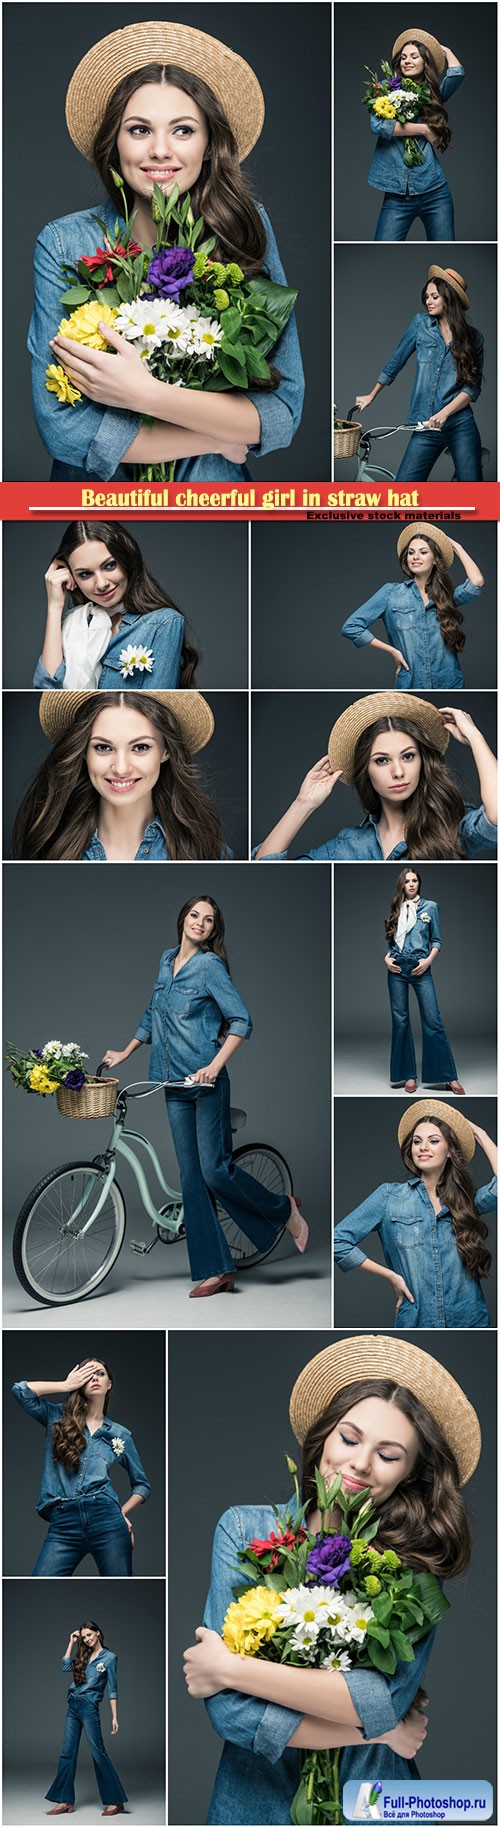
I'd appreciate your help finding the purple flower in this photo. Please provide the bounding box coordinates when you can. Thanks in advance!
[63,1069,85,1090]
[33,1049,43,1058]
[146,247,195,299]
[389,76,401,88]
[306,1534,352,1586]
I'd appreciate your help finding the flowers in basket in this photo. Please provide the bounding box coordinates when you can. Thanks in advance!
[46,170,298,481]
[362,62,434,165]
[222,1456,449,1826]
[5,1040,89,1098]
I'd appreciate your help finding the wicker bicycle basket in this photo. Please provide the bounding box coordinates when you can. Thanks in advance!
[333,418,362,458]
[56,1076,119,1120]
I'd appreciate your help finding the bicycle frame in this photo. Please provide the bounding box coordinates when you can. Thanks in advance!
[61,1099,184,1240]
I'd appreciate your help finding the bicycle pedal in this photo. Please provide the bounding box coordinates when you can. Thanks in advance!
[130,1239,148,1254]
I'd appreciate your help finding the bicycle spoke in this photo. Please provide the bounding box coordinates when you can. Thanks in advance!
[20,1168,125,1302]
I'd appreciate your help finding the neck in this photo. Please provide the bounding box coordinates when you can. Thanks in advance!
[97,794,155,858]
[377,800,408,840]
[85,1397,105,1423]
[177,935,203,963]
[419,1166,441,1193]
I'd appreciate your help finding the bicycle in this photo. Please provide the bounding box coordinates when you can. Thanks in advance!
[12,1070,294,1306]
[336,406,489,482]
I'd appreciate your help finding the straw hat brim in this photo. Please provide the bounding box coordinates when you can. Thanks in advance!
[289,1335,481,1485]
[398,1099,476,1163]
[427,265,470,310]
[397,523,454,569]
[392,28,446,75]
[38,690,214,755]
[65,21,265,164]
[328,692,449,786]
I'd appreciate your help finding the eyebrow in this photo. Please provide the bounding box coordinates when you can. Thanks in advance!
[342,1423,409,1454]
[122,112,200,126]
[370,745,415,757]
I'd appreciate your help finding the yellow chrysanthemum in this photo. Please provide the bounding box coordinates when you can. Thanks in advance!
[58,300,119,350]
[29,1065,59,1094]
[373,96,396,118]
[45,364,82,406]
[222,1585,283,1657]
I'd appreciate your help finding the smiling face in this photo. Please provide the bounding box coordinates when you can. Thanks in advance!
[68,538,128,614]
[367,729,422,806]
[319,1395,418,1506]
[86,705,167,807]
[405,537,434,578]
[183,900,216,946]
[425,282,445,319]
[399,41,425,76]
[80,1626,101,1649]
[411,1120,450,1175]
[403,869,420,900]
[116,80,209,203]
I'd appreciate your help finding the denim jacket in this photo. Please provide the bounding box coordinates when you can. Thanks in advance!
[341,577,482,690]
[368,66,465,196]
[12,1381,151,1520]
[387,896,442,968]
[82,821,232,862]
[29,199,304,482]
[334,1174,496,1326]
[254,804,497,861]
[62,1646,118,1702]
[134,945,252,1081]
[378,313,484,427]
[33,604,185,690]
[204,1503,435,1825]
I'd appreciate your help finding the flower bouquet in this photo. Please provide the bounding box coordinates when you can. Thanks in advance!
[46,170,298,480]
[5,1039,89,1097]
[362,62,434,165]
[222,1456,449,1825]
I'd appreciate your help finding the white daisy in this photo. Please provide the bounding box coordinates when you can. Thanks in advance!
[119,644,154,679]
[112,1437,125,1455]
[320,1649,352,1671]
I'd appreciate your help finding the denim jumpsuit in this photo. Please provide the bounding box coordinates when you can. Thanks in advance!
[12,1380,150,1576]
[203,1502,436,1824]
[134,946,291,1281]
[377,312,484,482]
[334,1174,496,1326]
[341,576,482,688]
[29,199,304,482]
[368,64,465,243]
[385,896,457,1085]
[253,803,497,861]
[45,1648,127,1809]
[33,603,185,689]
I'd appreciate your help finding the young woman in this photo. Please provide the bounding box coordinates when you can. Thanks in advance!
[100,892,307,1297]
[341,524,484,689]
[183,1333,481,1821]
[12,1356,150,1577]
[29,20,304,483]
[12,689,230,861]
[368,31,464,243]
[45,1620,127,1816]
[334,1102,496,1328]
[384,867,464,1093]
[33,520,199,690]
[254,693,498,861]
[354,267,484,481]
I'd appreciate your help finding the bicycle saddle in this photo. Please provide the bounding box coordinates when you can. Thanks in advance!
[230,1107,246,1132]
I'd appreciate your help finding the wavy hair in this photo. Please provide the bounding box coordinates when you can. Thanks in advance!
[422,279,483,393]
[53,519,199,686]
[401,1118,491,1280]
[385,866,422,944]
[392,42,451,151]
[176,893,230,970]
[51,1359,113,1474]
[301,1376,471,1578]
[72,1622,105,1687]
[399,536,465,655]
[352,717,466,860]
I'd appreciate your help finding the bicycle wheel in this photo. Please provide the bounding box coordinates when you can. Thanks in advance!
[216,1143,293,1270]
[13,1162,126,1305]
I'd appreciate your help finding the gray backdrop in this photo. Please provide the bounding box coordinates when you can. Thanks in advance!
[334,1098,498,1328]
[3,690,248,861]
[334,4,497,242]
[3,519,249,689]
[3,2,331,481]
[3,1330,165,1576]
[168,1328,497,1825]
[251,520,497,690]
[251,690,498,858]
[334,245,497,480]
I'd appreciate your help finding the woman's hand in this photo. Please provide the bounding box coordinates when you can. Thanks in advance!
[64,1362,101,1392]
[69,1630,80,1649]
[45,559,74,613]
[183,1626,234,1698]
[438,705,476,746]
[296,757,343,810]
[100,1049,129,1069]
[188,1061,220,1085]
[122,1511,135,1548]
[427,408,449,429]
[411,959,431,976]
[385,953,402,974]
[49,323,159,415]
[219,441,250,465]
[354,393,375,413]
[111,1718,119,1736]
[391,1273,415,1316]
[390,647,410,678]
[421,123,439,145]
[379,1699,429,1758]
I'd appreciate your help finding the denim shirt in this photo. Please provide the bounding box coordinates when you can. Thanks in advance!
[378,313,484,426]
[83,821,232,862]
[368,67,465,196]
[33,604,185,689]
[204,1503,436,1826]
[254,804,497,861]
[62,1647,118,1702]
[29,199,304,482]
[134,945,252,1081]
[12,1381,151,1520]
[387,896,442,966]
[334,1174,496,1326]
[341,577,482,690]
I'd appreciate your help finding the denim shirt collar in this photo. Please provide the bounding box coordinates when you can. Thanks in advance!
[408,1173,449,1216]
[86,817,167,860]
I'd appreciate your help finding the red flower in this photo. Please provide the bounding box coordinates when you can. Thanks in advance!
[79,242,142,285]
[248,1528,307,1568]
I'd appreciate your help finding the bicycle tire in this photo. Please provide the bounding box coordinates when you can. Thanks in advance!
[216,1143,293,1270]
[13,1161,126,1305]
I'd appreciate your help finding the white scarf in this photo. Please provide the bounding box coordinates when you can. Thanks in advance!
[395,898,419,951]
[62,601,118,689]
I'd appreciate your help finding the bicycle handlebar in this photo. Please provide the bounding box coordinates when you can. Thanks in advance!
[95,1065,215,1100]
[346,405,428,441]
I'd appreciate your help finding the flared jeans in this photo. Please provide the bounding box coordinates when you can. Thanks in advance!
[387,967,457,1085]
[165,1074,291,1280]
[33,1493,133,1577]
[45,1695,128,1807]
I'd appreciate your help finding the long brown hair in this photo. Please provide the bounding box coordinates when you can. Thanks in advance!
[301,1377,471,1578]
[72,1622,105,1687]
[385,867,422,944]
[392,42,451,150]
[422,279,483,392]
[176,893,230,970]
[352,717,466,860]
[54,520,199,686]
[13,693,224,861]
[51,1359,113,1474]
[401,1118,492,1280]
[399,537,465,655]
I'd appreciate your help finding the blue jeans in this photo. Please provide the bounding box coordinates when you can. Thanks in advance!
[374,182,455,242]
[45,1695,128,1806]
[165,1074,291,1281]
[396,415,483,481]
[388,968,457,1084]
[33,1493,133,1577]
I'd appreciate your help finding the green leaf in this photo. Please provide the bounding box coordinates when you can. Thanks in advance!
[59,285,92,307]
[391,1628,415,1662]
[217,350,248,388]
[358,1520,380,1544]
[97,287,120,309]
[190,216,205,248]
[116,271,133,303]
[366,1621,390,1648]
[219,307,241,342]
[367,1638,397,1674]
[197,235,217,256]
[290,1775,314,1825]
[372,1593,393,1625]
[413,1571,451,1625]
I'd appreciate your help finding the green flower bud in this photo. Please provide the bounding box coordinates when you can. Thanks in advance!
[209,261,226,285]
[285,1455,298,1476]
[193,254,207,278]
[214,289,230,311]
[226,262,244,284]
[382,1550,401,1570]
[364,1576,381,1596]
[186,206,195,228]
[367,1549,383,1570]
[349,1543,365,1566]
[151,192,164,224]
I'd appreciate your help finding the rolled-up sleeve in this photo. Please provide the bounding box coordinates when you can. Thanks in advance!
[426,902,442,950]
[12,1380,54,1425]
[343,1628,435,1740]
[369,110,396,142]
[453,579,483,607]
[474,1176,497,1215]
[29,221,140,477]
[204,1509,301,1761]
[61,1657,72,1672]
[121,1431,151,1502]
[33,655,66,688]
[459,804,497,857]
[106,1654,118,1700]
[245,210,304,459]
[204,957,253,1038]
[334,1185,388,1270]
[378,316,419,387]
[342,586,389,647]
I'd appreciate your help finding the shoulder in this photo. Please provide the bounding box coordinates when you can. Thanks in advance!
[35,201,116,249]
[215,1502,277,1537]
[204,952,231,982]
[105,1418,131,1440]
[143,606,183,629]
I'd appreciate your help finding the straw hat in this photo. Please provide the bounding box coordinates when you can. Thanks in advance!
[289,1335,481,1485]
[392,28,446,76]
[38,690,214,754]
[328,693,449,785]
[398,1099,476,1163]
[65,21,265,164]
[397,523,454,569]
[427,266,470,310]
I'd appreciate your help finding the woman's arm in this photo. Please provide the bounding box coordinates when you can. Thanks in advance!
[110,1698,119,1735]
[186,1621,436,1744]
[100,1037,144,1070]
[427,389,478,431]
[254,758,342,859]
[50,322,261,446]
[440,707,497,825]
[469,1124,498,1180]
[341,587,409,677]
[40,562,73,678]
[411,944,439,977]
[451,538,484,589]
[290,1701,428,1758]
[122,424,250,466]
[189,1033,245,1086]
[440,44,462,69]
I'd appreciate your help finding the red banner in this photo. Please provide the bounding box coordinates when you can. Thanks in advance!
[1,481,499,519]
